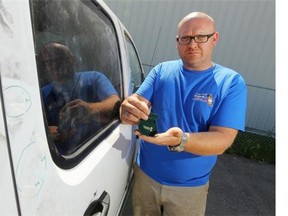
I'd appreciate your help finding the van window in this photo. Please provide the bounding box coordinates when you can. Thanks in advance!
[125,34,144,92]
[30,0,121,167]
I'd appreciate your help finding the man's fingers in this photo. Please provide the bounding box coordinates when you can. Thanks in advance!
[129,100,150,115]
[126,97,150,119]
[122,110,140,124]
[121,105,147,123]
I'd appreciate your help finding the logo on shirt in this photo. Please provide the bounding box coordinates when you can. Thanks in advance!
[193,93,213,106]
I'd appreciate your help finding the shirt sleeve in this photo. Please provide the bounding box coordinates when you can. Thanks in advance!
[210,74,247,131]
[92,72,118,101]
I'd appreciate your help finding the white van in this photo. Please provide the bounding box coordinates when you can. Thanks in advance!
[0,0,144,215]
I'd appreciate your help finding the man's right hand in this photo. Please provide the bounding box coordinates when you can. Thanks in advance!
[120,94,151,125]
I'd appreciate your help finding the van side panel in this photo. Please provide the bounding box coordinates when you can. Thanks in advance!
[1,0,137,215]
[0,99,19,215]
[0,0,53,214]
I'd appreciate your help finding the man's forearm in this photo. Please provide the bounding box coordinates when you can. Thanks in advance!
[183,126,238,156]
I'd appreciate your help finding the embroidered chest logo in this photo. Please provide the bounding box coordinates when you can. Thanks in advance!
[193,93,214,106]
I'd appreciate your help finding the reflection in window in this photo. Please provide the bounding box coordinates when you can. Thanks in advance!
[30,0,121,156]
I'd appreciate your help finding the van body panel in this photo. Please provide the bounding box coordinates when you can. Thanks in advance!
[0,99,19,215]
[0,0,142,215]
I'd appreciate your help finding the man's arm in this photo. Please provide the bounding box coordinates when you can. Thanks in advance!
[184,126,238,155]
[134,126,238,156]
[59,94,121,124]
[89,94,121,122]
[121,93,239,156]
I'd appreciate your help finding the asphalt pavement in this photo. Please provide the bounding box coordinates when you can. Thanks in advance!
[120,153,275,216]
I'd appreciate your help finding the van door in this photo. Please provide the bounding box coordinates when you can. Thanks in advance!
[0,97,19,215]
[0,0,141,215]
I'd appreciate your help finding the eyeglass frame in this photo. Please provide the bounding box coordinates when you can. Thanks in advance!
[176,32,216,45]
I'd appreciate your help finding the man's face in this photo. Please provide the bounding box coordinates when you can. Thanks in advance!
[40,43,75,83]
[176,17,218,71]
[41,49,75,84]
[43,56,71,82]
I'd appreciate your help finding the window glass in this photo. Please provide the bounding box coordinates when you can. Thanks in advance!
[30,0,121,159]
[125,34,144,92]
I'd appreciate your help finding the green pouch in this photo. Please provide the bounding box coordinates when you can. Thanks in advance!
[138,112,158,136]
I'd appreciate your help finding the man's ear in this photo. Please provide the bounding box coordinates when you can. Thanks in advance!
[213,32,219,46]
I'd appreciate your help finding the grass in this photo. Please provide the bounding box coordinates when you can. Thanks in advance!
[225,131,275,164]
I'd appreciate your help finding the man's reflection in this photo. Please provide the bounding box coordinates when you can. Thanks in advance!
[39,42,120,154]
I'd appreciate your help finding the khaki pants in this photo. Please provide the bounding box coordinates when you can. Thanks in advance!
[132,164,209,216]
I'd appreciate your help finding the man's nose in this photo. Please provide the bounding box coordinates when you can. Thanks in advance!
[187,38,197,47]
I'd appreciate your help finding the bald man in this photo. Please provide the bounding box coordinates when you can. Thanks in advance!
[120,12,247,215]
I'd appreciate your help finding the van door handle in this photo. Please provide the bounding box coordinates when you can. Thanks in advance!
[84,191,110,216]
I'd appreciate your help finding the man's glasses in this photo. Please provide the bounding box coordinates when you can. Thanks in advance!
[42,57,72,71]
[176,32,215,45]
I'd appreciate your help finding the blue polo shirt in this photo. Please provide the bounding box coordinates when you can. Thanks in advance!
[136,60,247,186]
